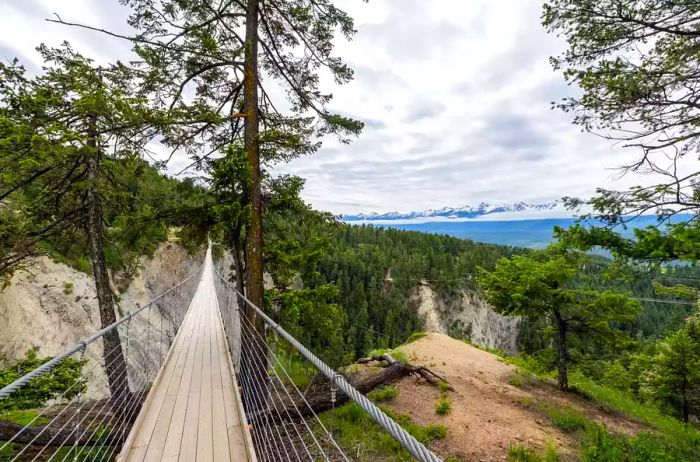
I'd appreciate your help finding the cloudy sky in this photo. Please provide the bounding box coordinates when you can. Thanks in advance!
[0,0,675,215]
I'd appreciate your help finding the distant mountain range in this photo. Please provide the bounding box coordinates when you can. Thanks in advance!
[343,201,572,222]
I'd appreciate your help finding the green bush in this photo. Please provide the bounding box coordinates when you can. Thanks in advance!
[270,351,315,389]
[509,372,527,387]
[435,398,452,416]
[367,348,409,364]
[0,351,86,411]
[503,353,557,380]
[72,256,92,275]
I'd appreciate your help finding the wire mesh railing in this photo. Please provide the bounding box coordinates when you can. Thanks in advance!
[0,263,203,462]
[213,266,444,462]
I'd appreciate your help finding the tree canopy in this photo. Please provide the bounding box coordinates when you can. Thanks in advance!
[479,246,640,389]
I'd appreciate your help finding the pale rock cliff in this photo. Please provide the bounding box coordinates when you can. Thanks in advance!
[409,280,520,354]
[0,241,202,398]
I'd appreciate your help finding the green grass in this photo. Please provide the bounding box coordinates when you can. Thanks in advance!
[508,443,559,462]
[0,443,112,461]
[270,352,316,389]
[500,355,557,381]
[580,423,697,462]
[570,371,700,451]
[509,372,528,387]
[519,398,587,434]
[405,332,428,344]
[435,398,452,416]
[317,403,447,461]
[368,385,398,403]
[367,348,409,364]
[437,380,450,394]
[461,338,509,357]
[541,405,587,433]
[424,424,448,440]
[0,409,48,426]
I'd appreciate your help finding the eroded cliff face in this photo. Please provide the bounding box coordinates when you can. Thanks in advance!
[409,281,520,354]
[0,241,202,397]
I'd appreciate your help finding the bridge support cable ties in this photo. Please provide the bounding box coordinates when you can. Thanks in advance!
[55,362,141,462]
[237,311,347,461]
[237,315,316,461]
[214,266,444,462]
[228,290,284,460]
[145,304,152,379]
[82,364,153,462]
[218,272,348,461]
[329,372,341,458]
[159,308,164,365]
[72,364,152,462]
[237,323,287,461]
[66,343,86,462]
[124,311,132,386]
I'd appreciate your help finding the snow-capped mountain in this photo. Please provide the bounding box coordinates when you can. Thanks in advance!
[343,201,572,222]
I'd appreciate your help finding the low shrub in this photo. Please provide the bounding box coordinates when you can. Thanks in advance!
[435,398,452,416]
[62,282,74,295]
[509,373,527,387]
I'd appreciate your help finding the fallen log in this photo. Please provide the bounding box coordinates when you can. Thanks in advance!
[357,353,452,389]
[255,353,448,421]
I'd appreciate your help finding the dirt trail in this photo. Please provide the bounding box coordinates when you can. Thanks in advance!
[384,333,644,461]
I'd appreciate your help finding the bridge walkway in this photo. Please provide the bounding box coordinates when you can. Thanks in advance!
[118,249,255,462]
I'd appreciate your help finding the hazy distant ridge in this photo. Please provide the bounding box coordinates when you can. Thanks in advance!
[344,201,569,222]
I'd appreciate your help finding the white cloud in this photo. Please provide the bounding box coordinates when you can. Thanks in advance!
[0,0,684,215]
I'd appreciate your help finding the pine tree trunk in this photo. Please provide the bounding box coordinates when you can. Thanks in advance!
[681,389,689,423]
[553,309,568,390]
[85,128,129,405]
[243,0,263,312]
[231,230,245,297]
[241,0,269,414]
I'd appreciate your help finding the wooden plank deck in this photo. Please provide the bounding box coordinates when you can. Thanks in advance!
[118,249,256,462]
